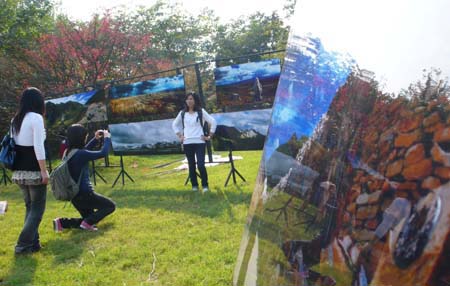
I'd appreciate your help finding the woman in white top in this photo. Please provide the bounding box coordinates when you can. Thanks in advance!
[11,87,48,255]
[172,92,217,193]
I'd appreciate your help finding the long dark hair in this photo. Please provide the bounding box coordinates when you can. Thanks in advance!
[183,92,202,112]
[66,124,88,152]
[12,87,45,134]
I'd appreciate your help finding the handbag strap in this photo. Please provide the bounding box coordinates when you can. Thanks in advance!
[9,121,13,136]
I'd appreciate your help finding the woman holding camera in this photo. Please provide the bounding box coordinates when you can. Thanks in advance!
[53,124,115,232]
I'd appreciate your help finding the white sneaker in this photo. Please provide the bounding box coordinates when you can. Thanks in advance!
[202,187,209,193]
[192,186,199,192]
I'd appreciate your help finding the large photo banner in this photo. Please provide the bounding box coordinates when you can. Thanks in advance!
[214,59,281,111]
[213,109,272,151]
[234,0,450,285]
[46,89,105,131]
[45,89,106,156]
[108,74,186,155]
[109,109,272,155]
[108,74,185,124]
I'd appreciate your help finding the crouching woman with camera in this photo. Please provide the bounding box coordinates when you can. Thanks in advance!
[53,124,115,232]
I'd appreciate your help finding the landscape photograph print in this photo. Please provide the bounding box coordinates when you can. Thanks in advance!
[45,89,107,155]
[108,74,186,124]
[109,108,272,155]
[212,109,272,151]
[214,59,281,111]
[233,0,450,285]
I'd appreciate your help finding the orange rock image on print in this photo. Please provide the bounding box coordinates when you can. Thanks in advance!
[233,0,450,285]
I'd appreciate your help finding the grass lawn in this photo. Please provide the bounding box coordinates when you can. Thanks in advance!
[0,150,262,286]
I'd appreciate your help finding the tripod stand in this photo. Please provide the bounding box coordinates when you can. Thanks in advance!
[90,159,107,186]
[224,145,246,187]
[184,172,201,186]
[1,167,11,186]
[112,155,134,187]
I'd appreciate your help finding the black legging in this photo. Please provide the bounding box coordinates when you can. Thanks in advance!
[60,191,115,228]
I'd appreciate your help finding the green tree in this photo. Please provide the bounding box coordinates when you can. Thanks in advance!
[120,0,218,66]
[213,12,289,65]
[0,0,55,55]
[0,0,55,134]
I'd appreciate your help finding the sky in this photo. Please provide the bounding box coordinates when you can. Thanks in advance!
[292,0,450,94]
[56,0,286,23]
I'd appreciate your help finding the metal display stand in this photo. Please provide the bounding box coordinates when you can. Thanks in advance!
[112,155,134,187]
[90,160,107,185]
[1,168,11,186]
[184,171,201,186]
[224,145,246,187]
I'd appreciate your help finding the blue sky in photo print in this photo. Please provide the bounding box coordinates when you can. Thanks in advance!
[109,109,271,153]
[214,59,281,86]
[45,90,97,105]
[110,74,185,99]
[263,35,355,162]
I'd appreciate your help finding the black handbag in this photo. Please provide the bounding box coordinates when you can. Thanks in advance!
[0,125,16,170]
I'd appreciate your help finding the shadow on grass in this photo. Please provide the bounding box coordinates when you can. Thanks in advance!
[45,223,113,264]
[110,187,252,219]
[4,255,38,286]
[0,224,111,285]
[2,224,113,285]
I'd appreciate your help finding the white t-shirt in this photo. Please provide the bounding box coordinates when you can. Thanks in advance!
[13,112,46,160]
[172,109,217,145]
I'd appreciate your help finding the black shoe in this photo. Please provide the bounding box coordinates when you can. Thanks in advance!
[31,243,42,253]
[14,247,33,255]
[15,243,42,255]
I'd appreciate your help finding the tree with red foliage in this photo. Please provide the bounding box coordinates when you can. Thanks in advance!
[23,14,172,94]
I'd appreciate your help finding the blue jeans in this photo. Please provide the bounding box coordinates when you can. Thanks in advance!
[15,184,47,253]
[184,143,208,187]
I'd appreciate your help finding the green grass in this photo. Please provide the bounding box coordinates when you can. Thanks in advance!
[0,150,262,286]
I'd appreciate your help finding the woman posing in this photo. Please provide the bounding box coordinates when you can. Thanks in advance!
[172,92,217,193]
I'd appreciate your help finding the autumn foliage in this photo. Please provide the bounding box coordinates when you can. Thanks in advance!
[23,14,172,93]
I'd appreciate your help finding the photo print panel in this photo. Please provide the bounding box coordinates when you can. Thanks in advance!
[45,90,106,156]
[109,108,272,155]
[45,89,99,128]
[109,119,181,155]
[233,1,450,286]
[214,59,281,111]
[212,109,272,151]
[108,74,185,124]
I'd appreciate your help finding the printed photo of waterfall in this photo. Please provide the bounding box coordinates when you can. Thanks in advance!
[108,74,186,124]
[234,1,450,286]
[214,59,281,111]
[109,109,271,155]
